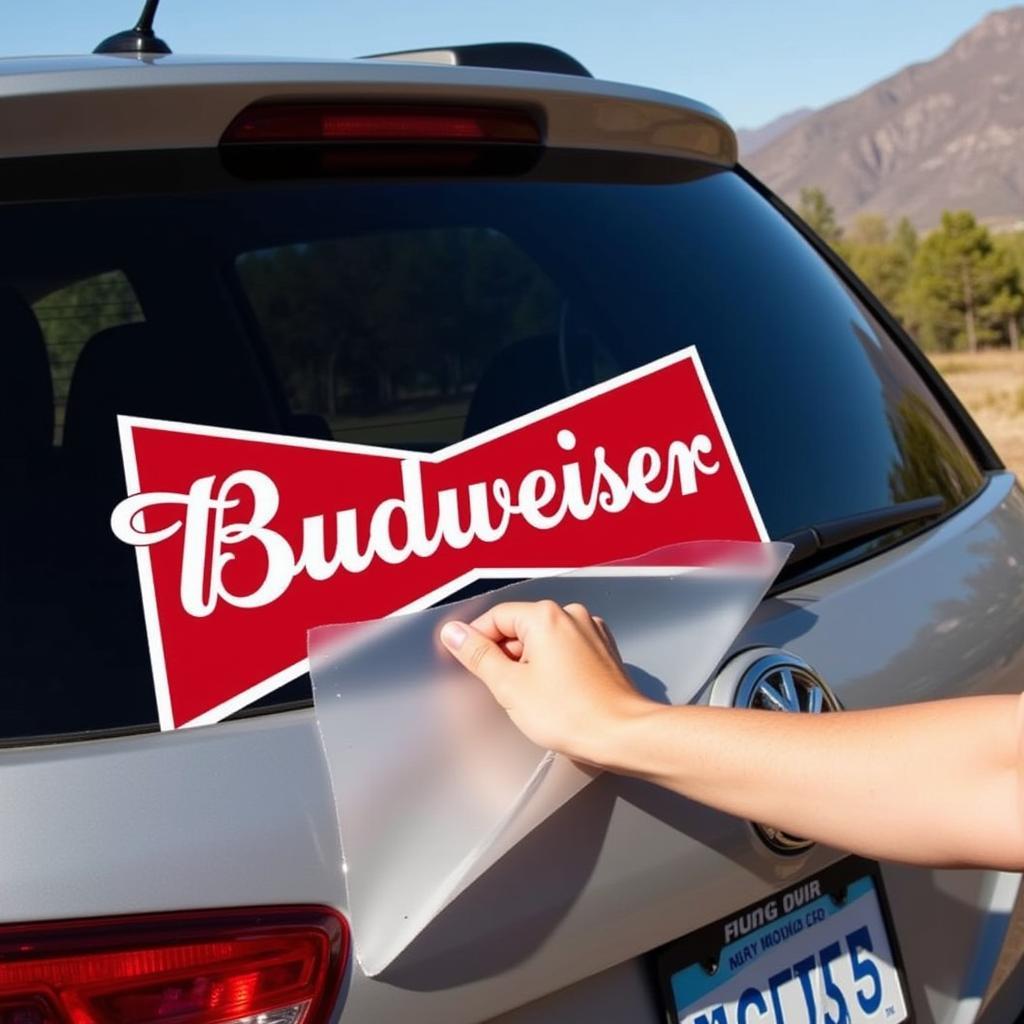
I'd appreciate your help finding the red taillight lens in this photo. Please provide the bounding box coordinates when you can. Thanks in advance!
[0,907,347,1024]
[221,102,542,145]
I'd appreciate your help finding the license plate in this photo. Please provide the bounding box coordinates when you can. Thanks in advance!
[653,858,911,1024]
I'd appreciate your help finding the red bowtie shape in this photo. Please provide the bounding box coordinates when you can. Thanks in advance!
[111,348,766,729]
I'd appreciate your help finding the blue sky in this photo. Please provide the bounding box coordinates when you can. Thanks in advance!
[3,1,1007,127]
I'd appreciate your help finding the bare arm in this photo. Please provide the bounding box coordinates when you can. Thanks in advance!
[440,601,1024,870]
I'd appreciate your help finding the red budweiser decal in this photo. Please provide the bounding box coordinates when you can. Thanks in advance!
[111,348,766,729]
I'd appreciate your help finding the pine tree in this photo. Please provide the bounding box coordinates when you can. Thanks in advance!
[992,232,1024,349]
[905,211,1022,351]
[893,218,918,260]
[988,287,1023,350]
[797,187,843,248]
[845,214,915,316]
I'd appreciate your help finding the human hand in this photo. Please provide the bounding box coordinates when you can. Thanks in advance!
[440,601,654,765]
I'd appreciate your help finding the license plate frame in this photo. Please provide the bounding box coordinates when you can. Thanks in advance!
[651,856,914,1024]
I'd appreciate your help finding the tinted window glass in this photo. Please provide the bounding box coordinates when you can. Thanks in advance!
[229,171,981,527]
[0,152,983,740]
[34,270,144,442]
[237,228,560,447]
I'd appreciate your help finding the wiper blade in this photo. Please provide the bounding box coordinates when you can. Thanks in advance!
[781,495,947,569]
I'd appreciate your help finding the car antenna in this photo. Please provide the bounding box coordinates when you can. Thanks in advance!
[94,0,172,55]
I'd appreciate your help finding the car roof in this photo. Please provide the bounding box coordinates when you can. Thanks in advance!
[0,53,737,166]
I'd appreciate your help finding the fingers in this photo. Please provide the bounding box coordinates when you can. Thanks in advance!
[470,600,563,645]
[468,599,613,653]
[448,598,620,682]
[593,615,623,663]
[562,602,596,632]
[440,621,514,694]
[564,603,619,657]
[499,638,525,660]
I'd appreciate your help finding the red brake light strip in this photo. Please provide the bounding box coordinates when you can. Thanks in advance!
[222,102,542,145]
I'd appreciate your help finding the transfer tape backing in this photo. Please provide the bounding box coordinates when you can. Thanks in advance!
[310,540,789,976]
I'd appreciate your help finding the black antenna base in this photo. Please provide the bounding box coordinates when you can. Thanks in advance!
[93,29,171,55]
[94,0,171,55]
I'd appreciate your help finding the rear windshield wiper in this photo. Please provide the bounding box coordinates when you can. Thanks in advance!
[781,495,948,571]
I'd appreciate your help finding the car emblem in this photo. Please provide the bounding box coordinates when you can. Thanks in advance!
[712,650,842,855]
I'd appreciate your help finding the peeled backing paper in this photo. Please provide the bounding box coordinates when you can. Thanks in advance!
[310,540,790,976]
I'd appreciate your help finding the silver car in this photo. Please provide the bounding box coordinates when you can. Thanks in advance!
[1,16,1022,1024]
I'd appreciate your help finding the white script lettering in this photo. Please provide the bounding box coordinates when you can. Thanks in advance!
[110,430,720,616]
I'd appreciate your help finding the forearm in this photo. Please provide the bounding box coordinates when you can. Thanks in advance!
[441,600,1024,869]
[603,694,1024,869]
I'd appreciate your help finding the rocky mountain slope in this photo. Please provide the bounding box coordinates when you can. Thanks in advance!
[736,107,813,156]
[745,7,1024,229]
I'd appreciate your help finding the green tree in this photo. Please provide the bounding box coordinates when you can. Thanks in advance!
[893,217,919,265]
[904,211,1022,351]
[797,187,843,248]
[993,231,1024,349]
[987,287,1023,350]
[844,214,916,316]
[847,213,889,247]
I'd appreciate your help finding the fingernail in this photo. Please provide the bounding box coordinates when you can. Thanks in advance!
[441,622,468,650]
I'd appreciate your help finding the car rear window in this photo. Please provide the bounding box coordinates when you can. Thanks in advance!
[0,149,984,741]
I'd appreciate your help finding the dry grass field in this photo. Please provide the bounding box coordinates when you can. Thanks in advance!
[929,350,1024,483]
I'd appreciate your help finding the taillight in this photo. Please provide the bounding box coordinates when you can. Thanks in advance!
[0,907,347,1024]
[221,102,542,146]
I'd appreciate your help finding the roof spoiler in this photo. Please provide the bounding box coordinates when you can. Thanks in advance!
[361,42,592,78]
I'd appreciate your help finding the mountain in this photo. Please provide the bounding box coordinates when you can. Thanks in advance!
[745,7,1024,230]
[736,108,814,157]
